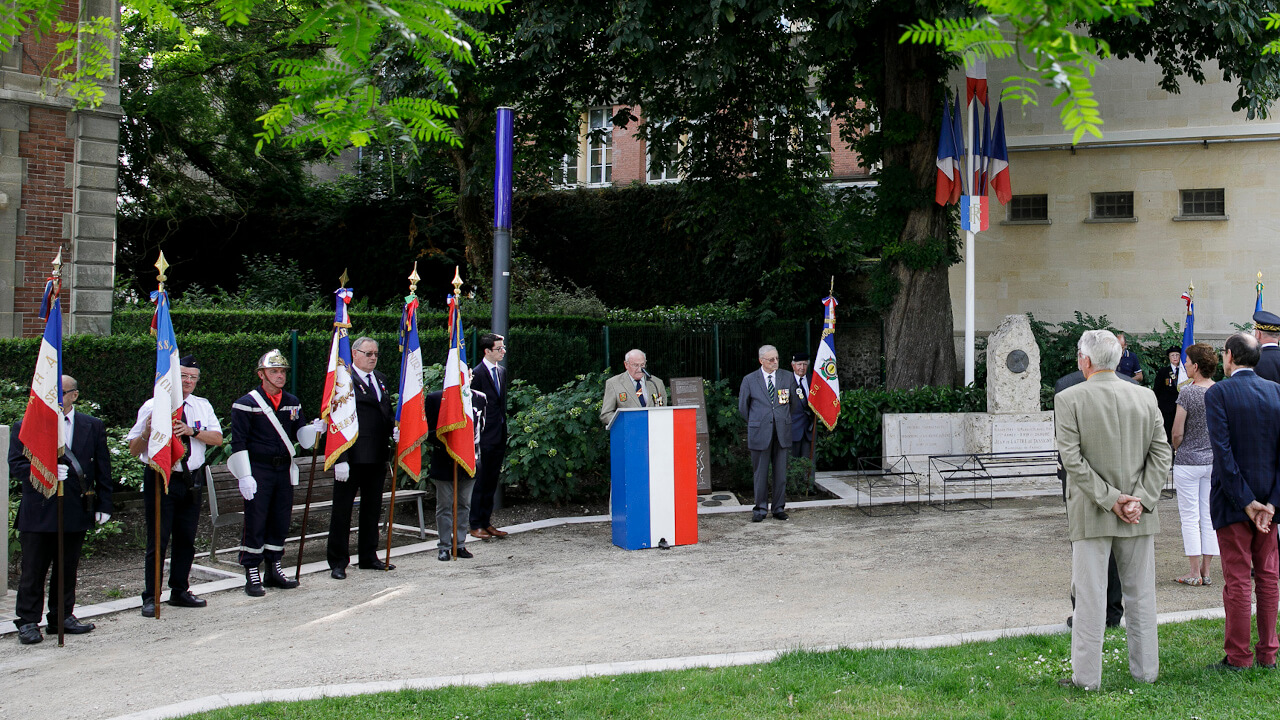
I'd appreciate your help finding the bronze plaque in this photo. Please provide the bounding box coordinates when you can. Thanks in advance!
[670,377,711,491]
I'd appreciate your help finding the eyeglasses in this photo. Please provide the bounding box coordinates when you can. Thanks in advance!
[181,374,199,381]
[63,388,78,395]
[356,350,379,358]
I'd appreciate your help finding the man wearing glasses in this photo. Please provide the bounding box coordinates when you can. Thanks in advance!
[127,356,223,617]
[600,348,668,427]
[469,333,511,540]
[326,337,395,577]
[9,375,114,644]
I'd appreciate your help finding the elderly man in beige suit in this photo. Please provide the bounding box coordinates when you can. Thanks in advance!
[600,349,668,426]
[1055,329,1171,691]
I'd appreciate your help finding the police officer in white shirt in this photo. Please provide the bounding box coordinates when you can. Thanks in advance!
[127,356,223,617]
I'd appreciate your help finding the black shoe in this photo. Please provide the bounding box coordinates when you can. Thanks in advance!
[245,566,266,597]
[331,567,347,580]
[358,559,395,571]
[1261,662,1277,670]
[54,616,94,634]
[141,599,156,618]
[772,511,789,521]
[455,547,473,559]
[168,590,207,608]
[1065,616,1072,628]
[17,623,42,645]
[1208,656,1247,671]
[752,511,767,523]
[263,561,299,589]
[438,548,451,561]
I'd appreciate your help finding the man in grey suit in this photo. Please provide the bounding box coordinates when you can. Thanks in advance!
[600,349,668,427]
[1055,329,1170,690]
[739,345,801,522]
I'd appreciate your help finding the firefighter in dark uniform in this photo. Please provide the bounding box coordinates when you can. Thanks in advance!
[228,349,324,596]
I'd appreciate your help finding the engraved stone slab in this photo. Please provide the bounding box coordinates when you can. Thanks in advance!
[669,377,711,491]
[882,413,964,461]
[991,420,1057,453]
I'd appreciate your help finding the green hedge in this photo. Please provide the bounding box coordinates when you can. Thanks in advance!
[815,386,987,469]
[111,308,612,336]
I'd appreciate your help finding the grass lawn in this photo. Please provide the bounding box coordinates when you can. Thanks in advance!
[187,618,1277,719]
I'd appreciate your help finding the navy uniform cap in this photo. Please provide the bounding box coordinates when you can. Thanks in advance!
[180,355,200,369]
[1254,310,1280,333]
[791,352,810,362]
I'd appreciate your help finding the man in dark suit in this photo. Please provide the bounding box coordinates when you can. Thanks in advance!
[789,352,814,459]
[739,345,802,522]
[327,337,396,578]
[1205,332,1280,670]
[1252,310,1280,383]
[9,375,113,645]
[1151,345,1183,443]
[469,333,508,540]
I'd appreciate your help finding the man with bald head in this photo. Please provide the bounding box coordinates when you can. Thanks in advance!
[9,375,113,644]
[600,349,668,427]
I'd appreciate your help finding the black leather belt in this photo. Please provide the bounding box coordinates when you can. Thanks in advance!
[249,453,291,469]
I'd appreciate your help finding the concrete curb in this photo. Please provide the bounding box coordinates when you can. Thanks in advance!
[103,606,1230,720]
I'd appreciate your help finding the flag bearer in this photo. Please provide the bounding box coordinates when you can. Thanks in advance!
[228,350,324,596]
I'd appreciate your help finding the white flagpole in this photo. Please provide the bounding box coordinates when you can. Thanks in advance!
[964,84,977,386]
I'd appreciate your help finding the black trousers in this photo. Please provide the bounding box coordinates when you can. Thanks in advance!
[469,442,505,531]
[239,466,292,567]
[142,468,203,601]
[327,462,385,569]
[15,529,86,627]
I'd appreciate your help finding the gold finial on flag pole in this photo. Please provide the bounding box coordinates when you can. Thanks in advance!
[408,262,419,294]
[155,251,169,291]
[52,248,62,278]
[829,276,834,296]
[452,266,463,295]
[339,268,349,287]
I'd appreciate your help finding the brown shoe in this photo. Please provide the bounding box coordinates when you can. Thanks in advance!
[469,528,492,540]
[486,525,509,537]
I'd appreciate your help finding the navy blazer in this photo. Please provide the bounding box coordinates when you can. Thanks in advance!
[790,373,813,443]
[470,362,507,449]
[9,413,113,533]
[342,368,393,465]
[1205,369,1280,529]
[1256,345,1280,384]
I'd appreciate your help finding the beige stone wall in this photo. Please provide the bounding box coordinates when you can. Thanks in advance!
[949,57,1280,338]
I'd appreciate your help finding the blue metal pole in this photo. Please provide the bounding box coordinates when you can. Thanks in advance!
[492,107,514,343]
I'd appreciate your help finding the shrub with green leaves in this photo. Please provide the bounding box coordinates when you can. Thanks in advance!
[504,373,611,504]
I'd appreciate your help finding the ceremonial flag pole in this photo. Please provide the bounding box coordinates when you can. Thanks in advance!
[1178,282,1195,389]
[391,264,428,565]
[807,278,841,479]
[298,271,358,578]
[1257,271,1265,313]
[19,251,64,643]
[147,253,185,618]
[439,268,477,560]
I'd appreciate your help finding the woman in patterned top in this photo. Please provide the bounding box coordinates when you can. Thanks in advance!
[1171,342,1218,587]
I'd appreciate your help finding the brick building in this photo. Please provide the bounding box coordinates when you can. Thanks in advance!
[557,105,873,186]
[0,1,121,339]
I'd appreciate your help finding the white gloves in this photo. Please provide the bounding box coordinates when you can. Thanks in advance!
[57,465,68,482]
[335,462,350,482]
[95,512,110,525]
[238,475,257,500]
[392,427,400,443]
[290,470,299,486]
[311,418,327,433]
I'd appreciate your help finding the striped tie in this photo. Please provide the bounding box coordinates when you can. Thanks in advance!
[766,374,775,401]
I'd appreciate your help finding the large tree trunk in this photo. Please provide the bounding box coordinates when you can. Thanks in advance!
[451,98,493,274]
[879,34,957,390]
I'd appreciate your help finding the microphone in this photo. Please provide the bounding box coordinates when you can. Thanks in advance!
[642,368,652,379]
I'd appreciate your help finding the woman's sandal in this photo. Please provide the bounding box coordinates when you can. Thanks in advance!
[1176,575,1204,586]
[1202,577,1213,586]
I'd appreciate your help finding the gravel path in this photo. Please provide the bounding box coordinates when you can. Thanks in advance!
[0,496,1227,720]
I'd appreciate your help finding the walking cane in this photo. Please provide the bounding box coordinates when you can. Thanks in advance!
[383,459,397,569]
[294,445,321,579]
[153,471,162,618]
[56,479,65,646]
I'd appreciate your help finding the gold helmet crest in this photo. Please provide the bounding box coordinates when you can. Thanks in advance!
[256,349,290,370]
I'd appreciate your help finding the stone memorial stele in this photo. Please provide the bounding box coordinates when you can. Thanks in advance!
[986,313,1041,414]
[669,377,711,491]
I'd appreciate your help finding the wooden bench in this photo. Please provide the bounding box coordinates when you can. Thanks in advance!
[204,457,428,563]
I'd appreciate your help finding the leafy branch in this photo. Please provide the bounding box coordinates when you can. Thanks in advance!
[901,0,1154,143]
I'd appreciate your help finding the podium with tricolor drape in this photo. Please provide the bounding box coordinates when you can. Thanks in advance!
[609,407,699,550]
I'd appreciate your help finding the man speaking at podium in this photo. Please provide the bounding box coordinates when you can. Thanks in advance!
[600,349,668,426]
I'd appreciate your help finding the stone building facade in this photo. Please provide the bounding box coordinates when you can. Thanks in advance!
[947,57,1280,343]
[0,0,121,338]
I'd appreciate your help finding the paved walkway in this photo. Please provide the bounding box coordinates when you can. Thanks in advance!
[0,486,1226,720]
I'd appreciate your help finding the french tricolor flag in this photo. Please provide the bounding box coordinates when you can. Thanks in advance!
[396,295,428,480]
[147,288,186,488]
[19,266,64,497]
[610,407,698,550]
